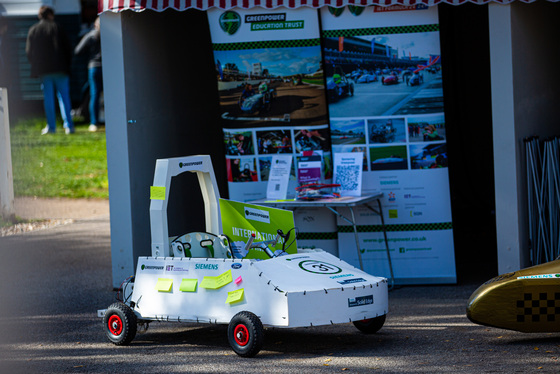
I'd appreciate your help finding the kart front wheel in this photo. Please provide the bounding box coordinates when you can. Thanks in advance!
[353,314,386,334]
[228,311,264,357]
[103,302,137,345]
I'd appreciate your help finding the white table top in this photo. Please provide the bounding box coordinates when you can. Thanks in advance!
[249,192,384,208]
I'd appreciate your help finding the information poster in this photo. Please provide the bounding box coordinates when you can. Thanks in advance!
[208,8,332,202]
[219,199,297,259]
[266,155,293,200]
[333,152,363,196]
[321,5,456,284]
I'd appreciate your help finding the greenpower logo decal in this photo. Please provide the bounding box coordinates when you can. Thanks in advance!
[141,264,164,271]
[219,11,241,35]
[179,160,202,168]
[299,260,342,274]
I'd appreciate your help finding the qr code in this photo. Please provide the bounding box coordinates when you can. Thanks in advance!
[335,165,360,191]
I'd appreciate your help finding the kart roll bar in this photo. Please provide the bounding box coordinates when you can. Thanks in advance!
[150,155,221,257]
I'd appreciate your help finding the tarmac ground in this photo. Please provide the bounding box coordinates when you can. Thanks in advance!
[0,198,559,373]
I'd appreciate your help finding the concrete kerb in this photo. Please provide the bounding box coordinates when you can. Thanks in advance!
[14,197,110,220]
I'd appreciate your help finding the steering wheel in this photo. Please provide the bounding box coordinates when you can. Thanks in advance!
[171,232,234,259]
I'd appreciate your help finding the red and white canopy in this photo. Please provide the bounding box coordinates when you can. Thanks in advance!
[99,0,551,13]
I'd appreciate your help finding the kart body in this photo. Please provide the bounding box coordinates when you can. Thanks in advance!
[99,155,388,356]
[129,250,388,328]
[327,75,354,102]
[382,73,399,85]
[467,258,560,333]
[239,89,275,114]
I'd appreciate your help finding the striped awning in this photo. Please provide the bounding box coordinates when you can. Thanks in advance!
[99,0,553,13]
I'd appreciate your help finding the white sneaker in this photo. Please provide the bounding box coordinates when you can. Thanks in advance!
[41,126,53,135]
[88,124,98,132]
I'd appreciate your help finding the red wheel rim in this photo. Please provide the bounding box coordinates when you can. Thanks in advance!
[234,324,249,346]
[108,315,123,335]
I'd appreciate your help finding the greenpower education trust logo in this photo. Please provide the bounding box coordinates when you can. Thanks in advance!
[219,11,241,35]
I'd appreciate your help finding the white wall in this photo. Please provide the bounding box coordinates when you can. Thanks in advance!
[0,89,14,221]
[0,0,80,16]
[489,2,560,273]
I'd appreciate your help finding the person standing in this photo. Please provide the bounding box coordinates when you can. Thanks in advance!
[26,5,75,135]
[0,17,11,90]
[74,17,102,132]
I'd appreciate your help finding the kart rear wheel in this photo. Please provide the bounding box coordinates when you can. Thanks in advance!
[353,314,386,334]
[228,311,264,357]
[103,302,137,345]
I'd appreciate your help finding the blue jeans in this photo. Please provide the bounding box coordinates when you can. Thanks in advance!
[88,66,103,125]
[41,73,74,133]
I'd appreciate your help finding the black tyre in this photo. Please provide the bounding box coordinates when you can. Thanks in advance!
[228,311,264,357]
[353,314,386,334]
[103,302,137,345]
[263,98,271,111]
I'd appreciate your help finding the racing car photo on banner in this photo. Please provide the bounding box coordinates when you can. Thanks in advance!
[369,145,408,171]
[330,119,367,145]
[323,31,443,118]
[214,45,328,128]
[209,8,329,130]
[410,143,448,170]
[367,118,406,144]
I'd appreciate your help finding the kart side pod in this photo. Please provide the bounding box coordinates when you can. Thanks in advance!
[466,258,560,333]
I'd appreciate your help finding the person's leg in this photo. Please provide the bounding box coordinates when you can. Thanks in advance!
[53,74,74,133]
[88,67,102,128]
[40,75,57,133]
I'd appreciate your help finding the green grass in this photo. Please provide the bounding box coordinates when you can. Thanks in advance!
[10,117,108,198]
[0,215,28,228]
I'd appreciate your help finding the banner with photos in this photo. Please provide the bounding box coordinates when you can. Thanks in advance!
[208,8,332,202]
[321,5,456,284]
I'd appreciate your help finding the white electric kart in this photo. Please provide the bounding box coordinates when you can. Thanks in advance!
[99,155,388,357]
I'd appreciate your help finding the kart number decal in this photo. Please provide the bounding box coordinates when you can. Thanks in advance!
[298,260,342,274]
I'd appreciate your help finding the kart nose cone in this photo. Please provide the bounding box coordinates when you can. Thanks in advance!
[467,259,560,333]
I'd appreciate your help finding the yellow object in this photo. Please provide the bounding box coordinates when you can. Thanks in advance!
[226,289,244,304]
[179,278,198,292]
[200,270,233,289]
[467,259,560,332]
[150,186,166,200]
[155,278,173,292]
